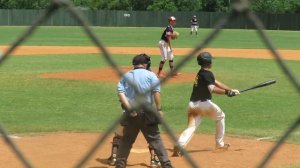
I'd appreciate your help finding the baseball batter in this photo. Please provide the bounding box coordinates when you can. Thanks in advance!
[157,16,179,77]
[190,15,198,36]
[172,52,240,156]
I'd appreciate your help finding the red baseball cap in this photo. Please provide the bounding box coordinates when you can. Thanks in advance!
[168,16,176,21]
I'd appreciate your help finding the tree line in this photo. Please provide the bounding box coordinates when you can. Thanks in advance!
[0,0,299,14]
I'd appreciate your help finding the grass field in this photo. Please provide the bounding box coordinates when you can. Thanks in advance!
[0,26,299,144]
[0,26,300,49]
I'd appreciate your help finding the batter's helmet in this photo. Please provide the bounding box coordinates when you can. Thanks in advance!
[197,52,213,66]
[132,53,151,70]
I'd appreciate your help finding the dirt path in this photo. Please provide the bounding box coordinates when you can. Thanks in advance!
[1,133,300,168]
[0,45,299,60]
[1,45,300,168]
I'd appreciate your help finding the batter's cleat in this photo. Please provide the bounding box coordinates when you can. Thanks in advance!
[150,158,161,168]
[107,154,117,166]
[215,143,230,151]
[171,145,182,157]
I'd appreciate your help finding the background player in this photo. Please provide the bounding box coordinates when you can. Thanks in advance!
[157,16,179,77]
[172,52,240,156]
[190,15,198,36]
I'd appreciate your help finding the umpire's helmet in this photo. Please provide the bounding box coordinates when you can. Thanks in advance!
[197,52,213,66]
[132,53,151,70]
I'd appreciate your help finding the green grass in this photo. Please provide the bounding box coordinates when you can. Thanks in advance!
[0,53,299,145]
[0,26,299,145]
[0,26,299,49]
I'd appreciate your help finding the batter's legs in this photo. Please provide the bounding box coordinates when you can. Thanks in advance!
[173,112,201,157]
[177,113,202,147]
[215,112,225,147]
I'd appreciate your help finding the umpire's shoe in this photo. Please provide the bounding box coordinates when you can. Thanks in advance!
[150,157,161,168]
[107,154,117,166]
[171,145,182,157]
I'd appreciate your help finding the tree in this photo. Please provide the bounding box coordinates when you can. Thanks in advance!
[0,0,49,9]
[147,0,178,11]
[250,0,300,14]
[282,0,300,13]
[88,0,130,10]
[175,0,202,11]
[201,0,230,12]
[129,0,152,10]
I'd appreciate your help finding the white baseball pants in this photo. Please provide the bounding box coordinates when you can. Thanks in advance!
[191,25,198,32]
[158,40,174,61]
[177,100,226,148]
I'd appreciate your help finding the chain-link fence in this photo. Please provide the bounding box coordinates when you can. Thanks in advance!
[1,9,300,30]
[0,0,299,167]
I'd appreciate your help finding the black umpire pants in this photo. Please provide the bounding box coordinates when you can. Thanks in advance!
[115,113,172,168]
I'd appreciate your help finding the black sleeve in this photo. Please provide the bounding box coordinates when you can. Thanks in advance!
[202,71,215,86]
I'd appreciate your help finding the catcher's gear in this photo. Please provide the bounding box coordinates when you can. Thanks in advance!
[197,52,213,66]
[172,31,180,39]
[107,134,121,166]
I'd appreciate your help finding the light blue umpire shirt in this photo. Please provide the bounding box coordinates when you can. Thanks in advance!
[117,68,160,105]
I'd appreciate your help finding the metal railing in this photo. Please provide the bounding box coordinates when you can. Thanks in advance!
[0,0,299,167]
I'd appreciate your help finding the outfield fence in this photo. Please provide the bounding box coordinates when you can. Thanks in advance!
[0,7,299,30]
[0,0,299,167]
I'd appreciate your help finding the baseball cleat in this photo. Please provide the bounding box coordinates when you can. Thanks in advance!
[157,73,166,78]
[107,154,117,166]
[150,157,161,168]
[215,143,230,151]
[171,71,181,77]
[171,145,182,157]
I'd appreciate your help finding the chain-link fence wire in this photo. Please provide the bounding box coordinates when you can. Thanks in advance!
[0,0,299,167]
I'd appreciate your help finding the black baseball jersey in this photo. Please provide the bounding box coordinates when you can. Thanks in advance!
[160,25,174,43]
[190,69,215,101]
[191,18,198,25]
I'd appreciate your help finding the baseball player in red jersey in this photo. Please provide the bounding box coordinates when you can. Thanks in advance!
[157,16,179,77]
[172,52,240,156]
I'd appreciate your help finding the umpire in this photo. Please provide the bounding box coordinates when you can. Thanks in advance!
[115,53,173,168]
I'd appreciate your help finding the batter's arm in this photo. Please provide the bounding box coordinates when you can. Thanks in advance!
[211,80,232,95]
[211,86,227,94]
[213,80,240,96]
[215,80,231,90]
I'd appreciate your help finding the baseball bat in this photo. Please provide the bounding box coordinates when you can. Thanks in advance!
[240,80,276,93]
